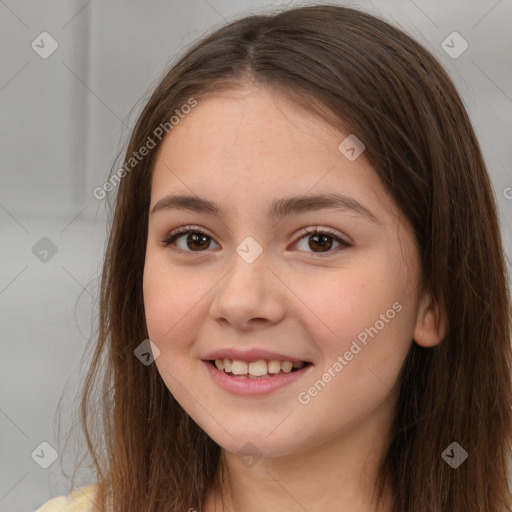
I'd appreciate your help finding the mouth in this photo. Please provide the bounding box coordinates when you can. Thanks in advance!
[206,358,313,379]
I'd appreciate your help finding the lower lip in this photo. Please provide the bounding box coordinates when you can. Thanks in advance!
[203,360,313,396]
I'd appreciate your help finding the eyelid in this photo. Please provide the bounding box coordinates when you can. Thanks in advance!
[162,225,214,246]
[293,225,350,245]
[161,225,351,255]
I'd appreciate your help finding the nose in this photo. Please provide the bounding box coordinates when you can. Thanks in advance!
[209,250,286,331]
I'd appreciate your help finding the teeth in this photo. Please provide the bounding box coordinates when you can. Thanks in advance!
[249,360,268,376]
[213,358,307,377]
[281,361,293,373]
[231,360,248,375]
[268,360,281,374]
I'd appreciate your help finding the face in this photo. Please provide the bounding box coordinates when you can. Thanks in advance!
[143,84,426,460]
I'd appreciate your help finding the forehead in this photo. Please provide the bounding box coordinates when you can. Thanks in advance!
[150,85,397,222]
[157,86,343,165]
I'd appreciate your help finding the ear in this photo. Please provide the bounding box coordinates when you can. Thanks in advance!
[413,291,447,347]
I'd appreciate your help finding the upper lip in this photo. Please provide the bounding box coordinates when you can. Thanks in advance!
[202,348,310,363]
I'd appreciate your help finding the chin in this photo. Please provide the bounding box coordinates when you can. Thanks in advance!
[204,426,306,460]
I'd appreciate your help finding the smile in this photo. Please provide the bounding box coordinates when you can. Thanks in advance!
[203,359,313,396]
[211,358,309,378]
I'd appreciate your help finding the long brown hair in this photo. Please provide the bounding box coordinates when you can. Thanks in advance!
[65,4,512,511]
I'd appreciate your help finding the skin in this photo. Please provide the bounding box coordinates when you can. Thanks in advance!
[143,84,446,512]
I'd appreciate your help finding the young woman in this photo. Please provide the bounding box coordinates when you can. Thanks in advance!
[36,4,512,512]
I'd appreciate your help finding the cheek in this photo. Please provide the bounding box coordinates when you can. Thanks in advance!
[294,254,417,398]
[142,256,207,404]
[142,255,202,345]
[299,261,408,341]
[290,270,414,438]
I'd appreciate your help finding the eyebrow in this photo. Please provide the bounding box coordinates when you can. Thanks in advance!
[150,193,381,225]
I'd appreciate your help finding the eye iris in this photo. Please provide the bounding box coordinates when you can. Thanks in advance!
[187,233,210,251]
[309,234,333,252]
[171,230,341,253]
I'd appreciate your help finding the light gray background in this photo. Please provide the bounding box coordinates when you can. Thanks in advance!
[1,1,511,511]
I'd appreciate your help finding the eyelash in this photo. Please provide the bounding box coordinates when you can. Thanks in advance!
[161,225,351,256]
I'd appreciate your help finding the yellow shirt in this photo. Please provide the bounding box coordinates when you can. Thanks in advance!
[34,484,97,512]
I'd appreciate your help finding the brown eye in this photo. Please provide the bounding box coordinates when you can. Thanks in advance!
[293,228,350,255]
[307,233,335,252]
[182,232,212,251]
[163,228,219,253]
[162,226,350,256]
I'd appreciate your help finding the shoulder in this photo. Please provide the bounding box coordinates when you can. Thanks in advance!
[34,484,98,512]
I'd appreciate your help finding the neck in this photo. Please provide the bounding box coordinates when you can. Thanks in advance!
[205,399,395,512]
